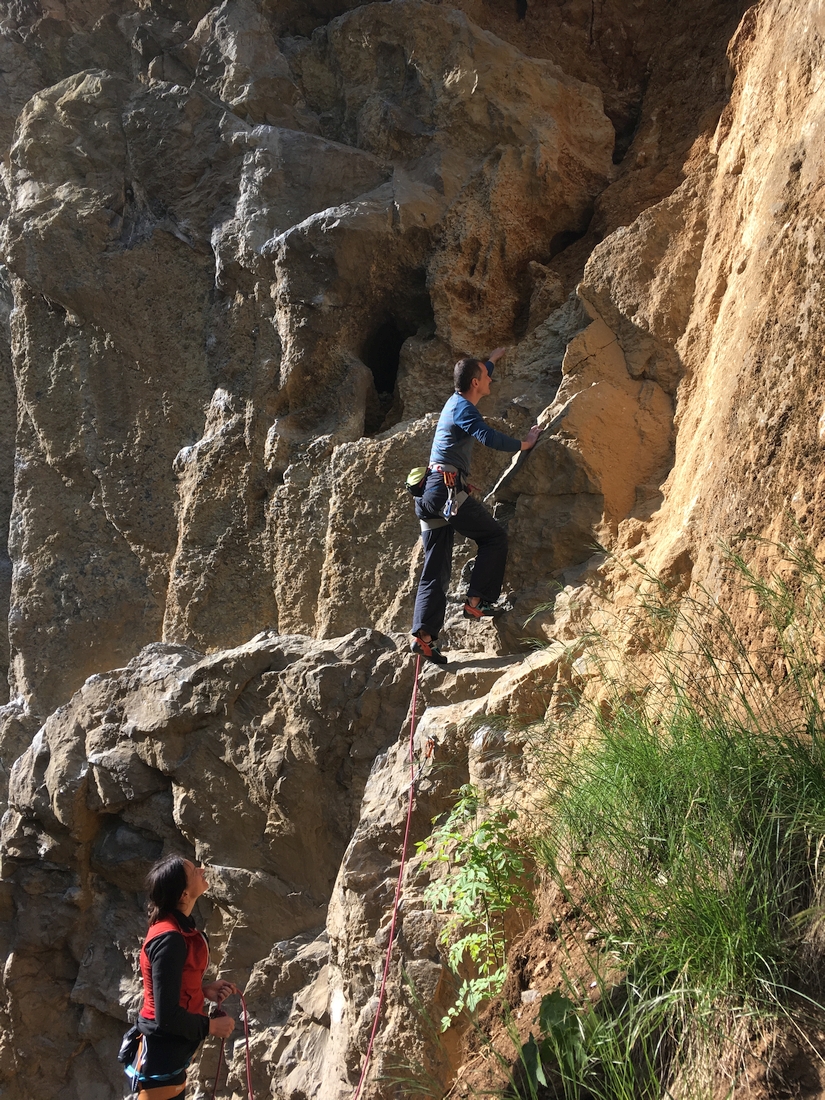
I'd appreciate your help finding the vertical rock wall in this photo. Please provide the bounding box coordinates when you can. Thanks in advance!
[0,0,615,719]
[0,630,416,1099]
[0,269,13,708]
[645,0,825,590]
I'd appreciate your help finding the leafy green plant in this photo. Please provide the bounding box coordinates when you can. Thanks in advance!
[417,784,534,1029]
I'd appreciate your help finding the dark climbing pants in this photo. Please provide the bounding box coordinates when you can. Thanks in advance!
[412,472,508,640]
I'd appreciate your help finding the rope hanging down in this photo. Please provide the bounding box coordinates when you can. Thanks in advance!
[208,656,425,1100]
[352,653,424,1100]
[210,991,255,1100]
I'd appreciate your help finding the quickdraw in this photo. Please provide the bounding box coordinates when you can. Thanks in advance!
[428,463,467,518]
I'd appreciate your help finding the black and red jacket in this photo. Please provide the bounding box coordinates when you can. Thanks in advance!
[136,910,210,1086]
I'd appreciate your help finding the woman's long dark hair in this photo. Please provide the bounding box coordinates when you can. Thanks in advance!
[145,854,188,926]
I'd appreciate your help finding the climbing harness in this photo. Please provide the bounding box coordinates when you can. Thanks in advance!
[126,995,253,1099]
[352,653,427,1100]
[124,1035,192,1098]
[209,992,254,1100]
[411,463,471,531]
[430,463,469,518]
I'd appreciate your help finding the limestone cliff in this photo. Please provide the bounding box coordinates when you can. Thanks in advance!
[0,0,822,1097]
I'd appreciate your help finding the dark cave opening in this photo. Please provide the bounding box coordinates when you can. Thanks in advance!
[611,95,645,165]
[363,319,405,395]
[549,227,587,259]
[362,317,409,435]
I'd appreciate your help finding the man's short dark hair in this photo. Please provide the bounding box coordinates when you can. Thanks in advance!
[454,357,484,393]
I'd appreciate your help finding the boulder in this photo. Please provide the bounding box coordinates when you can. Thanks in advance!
[0,628,415,1099]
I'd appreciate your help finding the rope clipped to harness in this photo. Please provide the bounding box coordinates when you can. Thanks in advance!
[209,991,254,1100]
[351,653,423,1100]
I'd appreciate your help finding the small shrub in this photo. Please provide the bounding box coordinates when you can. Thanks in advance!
[417,784,534,1029]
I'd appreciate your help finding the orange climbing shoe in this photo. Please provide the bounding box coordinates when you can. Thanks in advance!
[463,599,499,620]
[411,634,448,665]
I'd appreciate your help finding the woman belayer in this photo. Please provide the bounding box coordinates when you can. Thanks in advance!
[127,854,239,1099]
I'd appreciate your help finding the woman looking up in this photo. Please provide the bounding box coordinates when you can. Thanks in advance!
[130,854,238,1100]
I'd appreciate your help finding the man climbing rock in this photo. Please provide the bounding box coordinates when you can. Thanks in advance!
[411,348,542,665]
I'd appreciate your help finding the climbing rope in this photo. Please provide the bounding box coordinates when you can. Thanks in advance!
[352,653,424,1100]
[209,654,425,1100]
[209,991,254,1100]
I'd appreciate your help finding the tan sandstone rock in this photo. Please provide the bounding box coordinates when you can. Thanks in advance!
[289,0,614,351]
[0,0,614,715]
[0,629,415,1098]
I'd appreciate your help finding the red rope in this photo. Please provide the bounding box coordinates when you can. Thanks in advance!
[209,1036,224,1100]
[209,991,254,1100]
[210,654,423,1100]
[351,653,423,1100]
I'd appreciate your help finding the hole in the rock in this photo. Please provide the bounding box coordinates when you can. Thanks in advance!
[362,317,410,435]
[363,319,405,395]
[361,274,434,436]
[548,227,587,259]
[610,95,644,165]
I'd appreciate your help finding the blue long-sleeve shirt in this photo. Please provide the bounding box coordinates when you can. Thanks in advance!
[429,392,521,474]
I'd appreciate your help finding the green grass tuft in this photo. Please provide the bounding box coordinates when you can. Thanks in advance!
[522,538,825,1096]
[540,708,825,1001]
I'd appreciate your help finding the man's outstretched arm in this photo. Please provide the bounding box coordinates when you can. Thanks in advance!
[453,401,543,453]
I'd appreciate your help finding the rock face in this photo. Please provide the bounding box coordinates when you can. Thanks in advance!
[0,0,613,718]
[0,625,540,1100]
[2,0,825,1097]
[0,269,12,709]
[0,629,414,1099]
